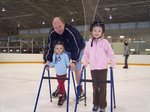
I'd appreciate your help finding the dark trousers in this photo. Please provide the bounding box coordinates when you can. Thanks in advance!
[56,74,67,95]
[91,69,107,108]
[124,54,129,67]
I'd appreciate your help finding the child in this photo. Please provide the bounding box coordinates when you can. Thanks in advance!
[47,41,70,106]
[82,19,115,112]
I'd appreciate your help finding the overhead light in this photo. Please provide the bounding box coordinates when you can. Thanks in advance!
[130,49,135,51]
[104,8,110,11]
[17,24,20,27]
[71,18,74,22]
[145,49,150,51]
[107,36,112,39]
[129,38,131,41]
[16,49,19,52]
[109,15,112,19]
[70,12,74,15]
[104,7,117,11]
[120,35,125,39]
[42,21,45,25]
[2,8,5,12]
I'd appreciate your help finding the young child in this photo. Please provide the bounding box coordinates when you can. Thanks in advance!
[47,41,70,106]
[82,19,115,112]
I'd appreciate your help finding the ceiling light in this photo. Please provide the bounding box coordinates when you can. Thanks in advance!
[119,35,125,39]
[71,18,74,22]
[104,7,117,12]
[145,49,150,51]
[2,8,5,12]
[17,24,20,27]
[70,12,73,15]
[104,8,110,11]
[109,15,112,19]
[107,36,112,38]
[130,49,135,51]
[42,21,45,24]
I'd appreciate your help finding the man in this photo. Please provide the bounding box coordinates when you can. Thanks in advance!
[46,17,85,99]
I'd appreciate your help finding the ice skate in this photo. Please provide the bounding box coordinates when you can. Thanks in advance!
[57,94,66,106]
[99,108,106,112]
[92,105,99,112]
[52,86,59,97]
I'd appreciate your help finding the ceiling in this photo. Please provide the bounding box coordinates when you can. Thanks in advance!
[0,0,150,35]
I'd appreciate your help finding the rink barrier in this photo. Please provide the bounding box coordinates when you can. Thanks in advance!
[74,67,116,112]
[0,62,150,66]
[33,65,75,112]
[0,54,150,65]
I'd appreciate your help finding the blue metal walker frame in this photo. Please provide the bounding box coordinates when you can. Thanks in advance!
[74,67,116,112]
[33,65,72,112]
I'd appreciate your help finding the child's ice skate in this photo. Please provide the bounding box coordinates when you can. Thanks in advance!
[92,105,99,112]
[99,108,106,112]
[52,86,59,97]
[57,94,66,106]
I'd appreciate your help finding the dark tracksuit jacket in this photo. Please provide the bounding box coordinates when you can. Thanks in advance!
[46,24,85,62]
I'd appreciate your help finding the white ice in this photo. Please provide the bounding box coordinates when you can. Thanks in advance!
[0,64,150,112]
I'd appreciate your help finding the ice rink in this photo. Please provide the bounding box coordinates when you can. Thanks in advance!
[0,64,150,112]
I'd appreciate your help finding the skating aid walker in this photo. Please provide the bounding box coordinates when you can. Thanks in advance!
[33,65,76,112]
[74,67,116,112]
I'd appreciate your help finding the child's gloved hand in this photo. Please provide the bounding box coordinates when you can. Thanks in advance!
[45,61,50,70]
[110,66,114,69]
[45,65,50,70]
[82,63,87,68]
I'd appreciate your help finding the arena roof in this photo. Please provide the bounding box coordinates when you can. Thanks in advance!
[0,0,150,33]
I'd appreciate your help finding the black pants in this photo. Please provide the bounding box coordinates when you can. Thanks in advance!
[124,54,129,67]
[91,69,107,108]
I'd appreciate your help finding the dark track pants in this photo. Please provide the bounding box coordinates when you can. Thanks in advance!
[91,69,107,108]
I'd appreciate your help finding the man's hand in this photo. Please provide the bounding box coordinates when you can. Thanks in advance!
[70,62,76,71]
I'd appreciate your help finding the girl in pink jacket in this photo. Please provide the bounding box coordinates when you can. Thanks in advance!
[82,19,115,112]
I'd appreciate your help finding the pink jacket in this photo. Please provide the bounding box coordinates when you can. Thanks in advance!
[83,38,115,70]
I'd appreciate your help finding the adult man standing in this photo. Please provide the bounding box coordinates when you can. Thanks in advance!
[46,17,85,99]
